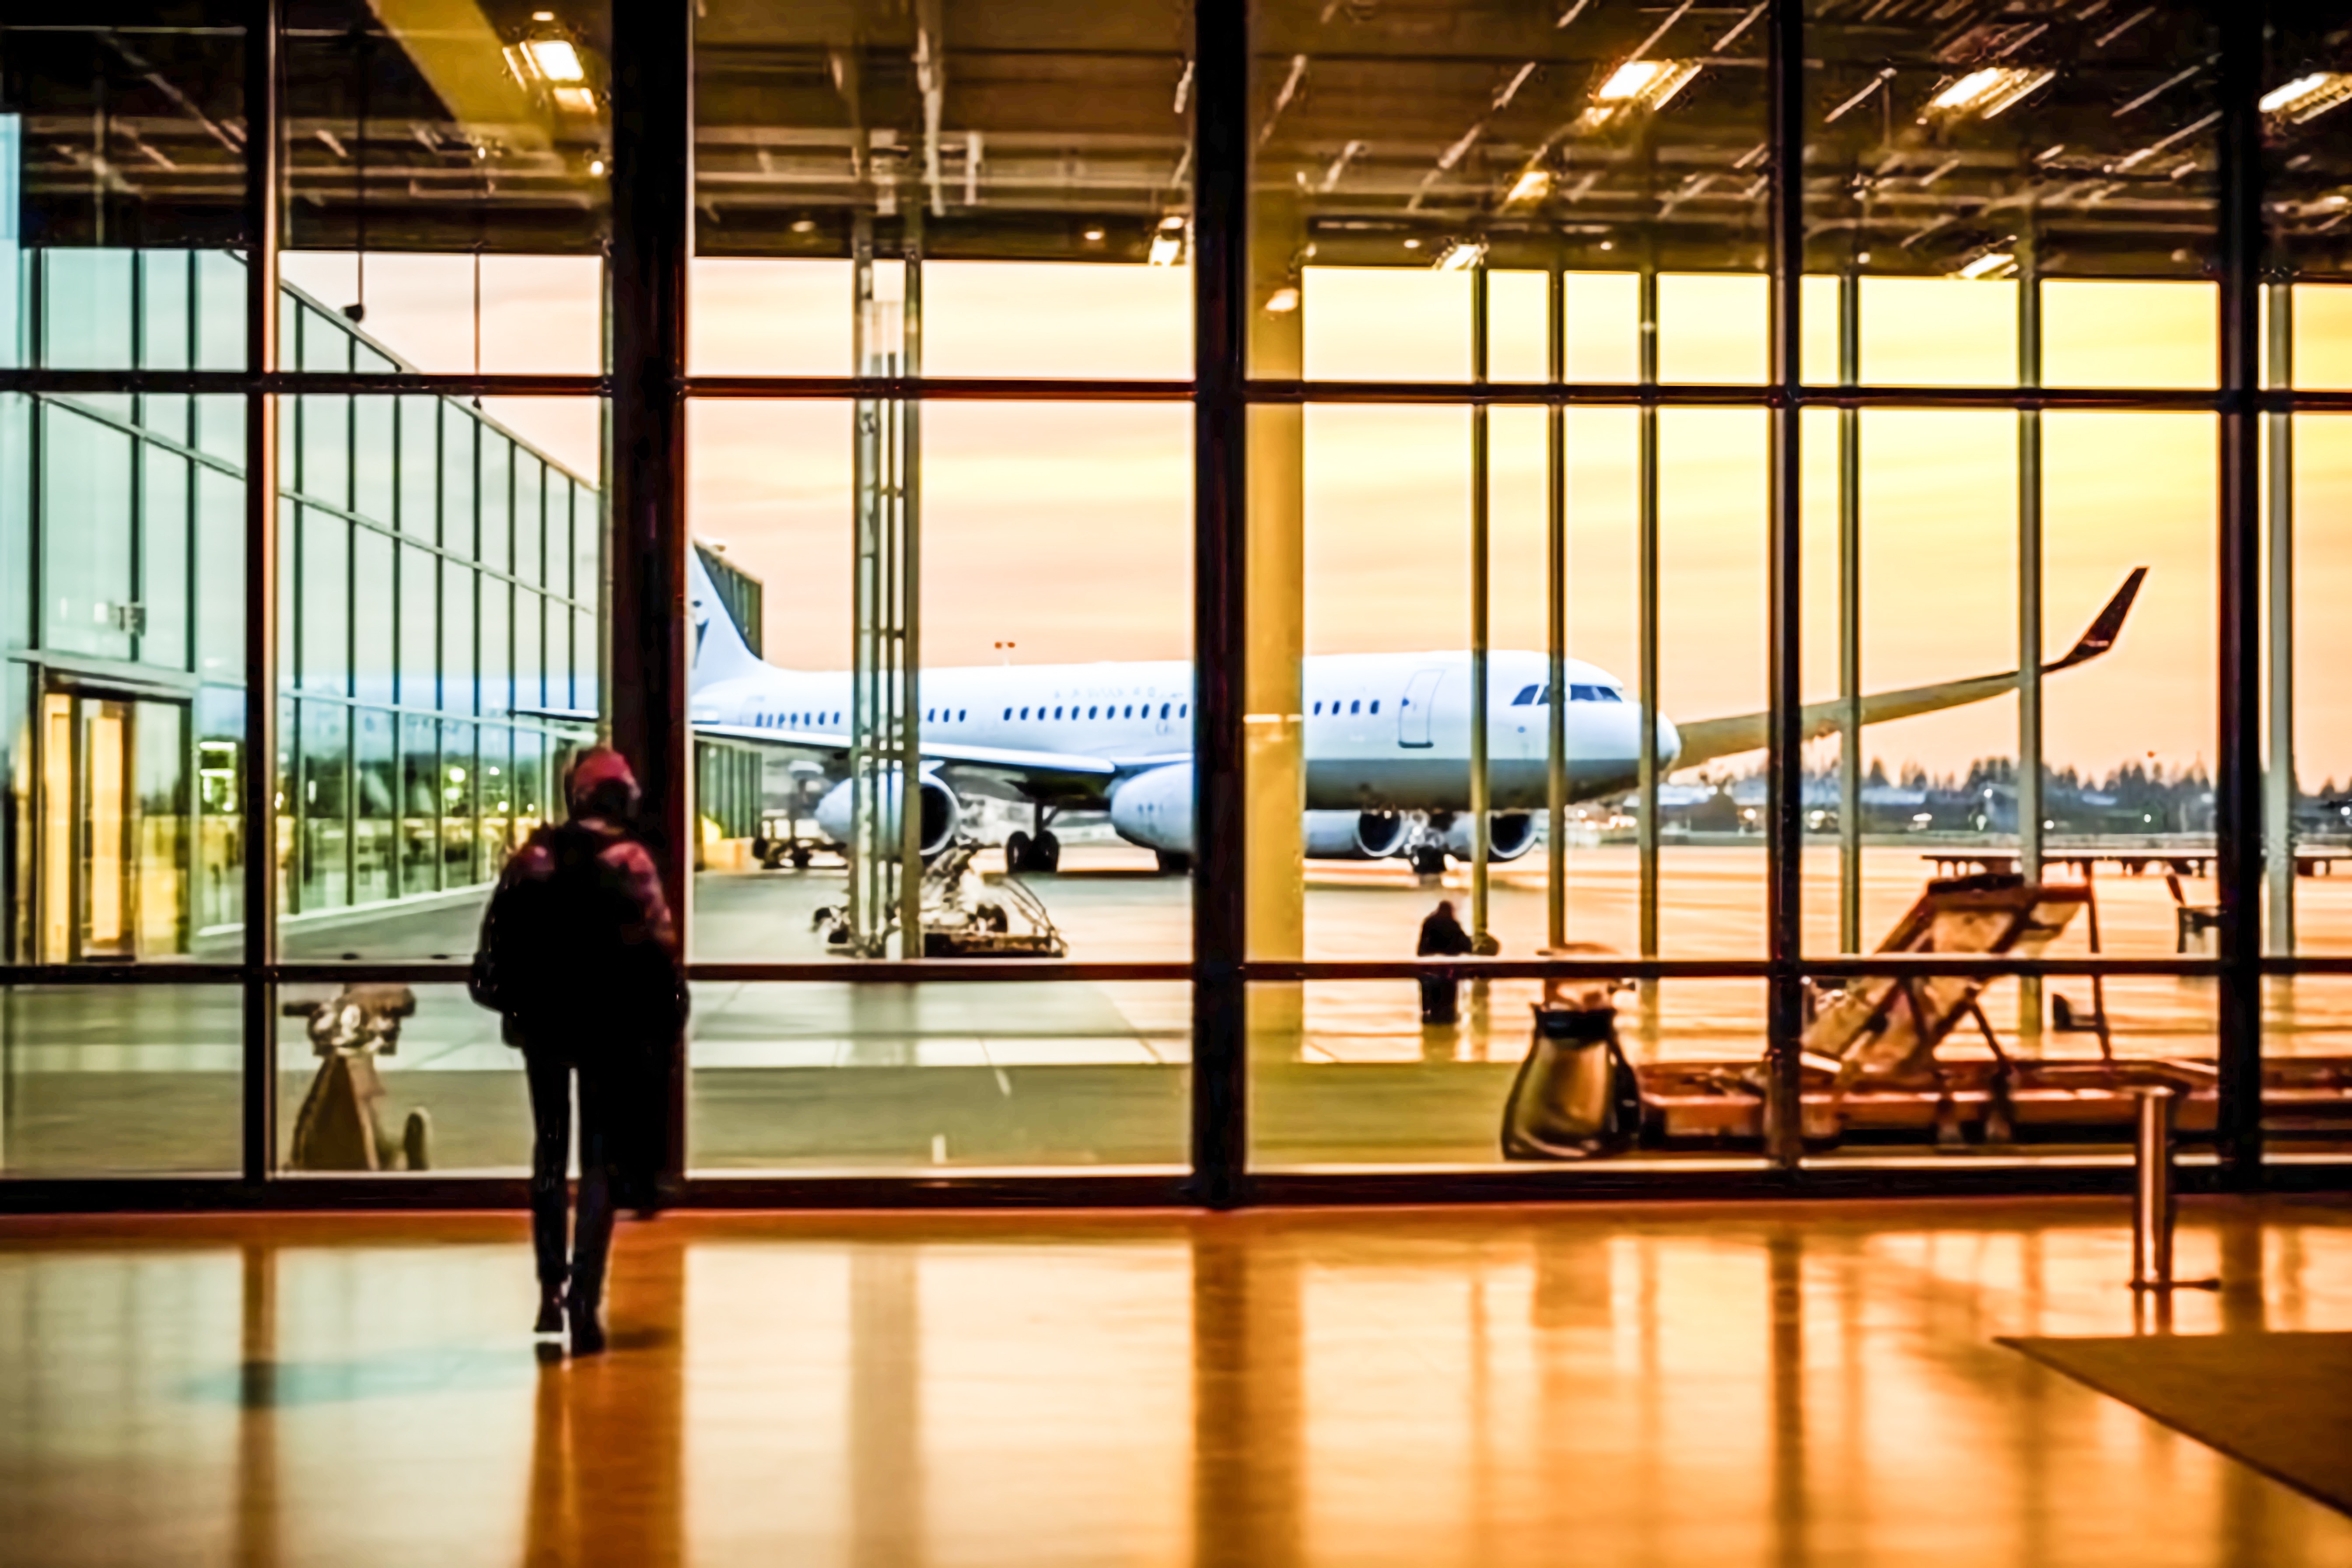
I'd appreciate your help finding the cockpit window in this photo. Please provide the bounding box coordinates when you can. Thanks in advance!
[1512,684,1540,706]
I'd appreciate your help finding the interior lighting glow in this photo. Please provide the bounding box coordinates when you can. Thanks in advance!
[1598,60,1667,101]
[1264,286,1300,313]
[551,85,596,114]
[522,38,585,84]
[1926,66,2053,119]
[1432,238,1488,272]
[2261,72,2352,123]
[1503,168,1552,208]
[1148,216,1186,266]
[1954,250,2017,280]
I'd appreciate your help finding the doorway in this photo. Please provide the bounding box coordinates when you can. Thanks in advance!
[36,691,190,962]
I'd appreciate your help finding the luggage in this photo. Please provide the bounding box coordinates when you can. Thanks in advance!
[1500,1005,1644,1159]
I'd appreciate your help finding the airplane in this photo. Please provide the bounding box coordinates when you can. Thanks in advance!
[659,549,2146,877]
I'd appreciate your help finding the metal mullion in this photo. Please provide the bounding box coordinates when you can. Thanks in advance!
[2019,238,2045,1041]
[2214,6,2264,1188]
[241,0,282,1185]
[2265,283,2294,958]
[607,0,693,1197]
[1763,0,1806,1170]
[1191,0,1249,1210]
[1837,270,1860,956]
[1469,261,1491,944]
[1545,255,1568,952]
[1636,264,1660,972]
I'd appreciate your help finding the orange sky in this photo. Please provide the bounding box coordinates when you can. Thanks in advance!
[279,252,2352,787]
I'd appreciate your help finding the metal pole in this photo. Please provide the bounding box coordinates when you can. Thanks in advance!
[1546,254,1568,952]
[900,215,926,954]
[2019,236,2044,1041]
[2214,4,2264,1189]
[1836,270,1860,955]
[241,0,281,1185]
[1763,0,1807,1168]
[2265,281,2294,957]
[1191,0,1249,1209]
[607,0,694,1188]
[1636,261,1660,969]
[1470,260,1491,944]
[2130,1087,2176,1290]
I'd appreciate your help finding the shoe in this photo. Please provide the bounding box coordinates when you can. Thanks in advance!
[533,1270,567,1335]
[567,1290,607,1357]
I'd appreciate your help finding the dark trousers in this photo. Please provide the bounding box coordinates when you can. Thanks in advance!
[1419,973,1460,1024]
[524,1045,621,1310]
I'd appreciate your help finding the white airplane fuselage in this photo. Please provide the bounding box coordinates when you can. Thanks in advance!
[690,649,1681,815]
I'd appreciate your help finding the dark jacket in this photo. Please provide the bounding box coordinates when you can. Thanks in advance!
[471,817,685,1055]
[1417,908,1476,959]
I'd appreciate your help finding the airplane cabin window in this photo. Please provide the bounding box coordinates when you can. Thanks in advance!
[1088,706,1098,719]
[1512,684,1539,705]
[1159,703,1170,719]
[1349,700,1360,714]
[1370,701,1380,714]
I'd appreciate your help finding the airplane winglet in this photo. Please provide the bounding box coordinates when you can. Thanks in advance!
[2047,566,2146,672]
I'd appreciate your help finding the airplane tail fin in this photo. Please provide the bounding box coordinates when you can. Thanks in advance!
[688,543,769,688]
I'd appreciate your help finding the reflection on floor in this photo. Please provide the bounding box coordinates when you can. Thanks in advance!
[3,1199,2351,1566]
[12,845,2352,1172]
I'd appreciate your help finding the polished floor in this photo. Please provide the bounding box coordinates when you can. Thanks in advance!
[4,1199,2352,1565]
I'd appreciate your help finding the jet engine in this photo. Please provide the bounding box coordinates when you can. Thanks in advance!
[1302,809,1411,861]
[1438,810,1539,863]
[812,770,961,858]
[1108,763,1193,854]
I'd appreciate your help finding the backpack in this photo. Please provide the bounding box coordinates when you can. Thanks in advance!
[469,822,686,1052]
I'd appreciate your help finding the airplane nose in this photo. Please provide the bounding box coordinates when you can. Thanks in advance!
[1651,710,1682,771]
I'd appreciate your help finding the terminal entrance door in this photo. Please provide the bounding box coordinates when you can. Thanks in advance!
[36,691,190,962]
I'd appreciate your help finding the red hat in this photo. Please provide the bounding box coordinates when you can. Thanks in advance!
[567,746,640,811]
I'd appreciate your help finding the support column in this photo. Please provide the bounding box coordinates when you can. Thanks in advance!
[1244,189,1306,1050]
[2018,239,2044,1041]
[900,217,926,952]
[1190,0,1250,1207]
[1763,0,1808,1168]
[2214,4,2265,1186]
[1636,262,1661,968]
[241,0,282,1185]
[1545,256,1569,951]
[1469,261,1492,944]
[608,0,693,1184]
[1836,271,1860,956]
[2265,282,2294,956]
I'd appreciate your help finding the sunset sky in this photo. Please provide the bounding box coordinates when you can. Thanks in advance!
[280,252,2352,788]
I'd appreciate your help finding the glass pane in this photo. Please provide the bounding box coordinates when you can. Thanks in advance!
[690,0,1191,378]
[353,526,394,707]
[0,987,240,1176]
[398,542,438,710]
[40,402,136,660]
[2265,13,2352,289]
[400,714,441,900]
[139,445,192,671]
[298,507,350,696]
[440,558,475,715]
[688,981,1188,1170]
[297,700,350,914]
[354,707,396,906]
[276,4,610,377]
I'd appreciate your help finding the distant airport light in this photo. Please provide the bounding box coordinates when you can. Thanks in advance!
[1954,250,2018,280]
[1148,215,1186,266]
[522,38,586,84]
[2261,72,2352,123]
[1925,66,2052,119]
[1503,168,1552,209]
[1432,238,1488,272]
[1264,286,1301,313]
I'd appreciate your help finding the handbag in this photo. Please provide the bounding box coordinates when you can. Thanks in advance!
[1500,1005,1644,1159]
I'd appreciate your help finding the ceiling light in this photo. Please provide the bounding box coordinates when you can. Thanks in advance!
[522,38,585,84]
[1432,238,1487,272]
[1925,66,2053,119]
[551,85,596,115]
[1083,226,1106,242]
[1503,168,1552,209]
[1264,287,1301,313]
[1953,250,2017,280]
[1403,237,1422,249]
[2261,72,2352,123]
[588,158,605,176]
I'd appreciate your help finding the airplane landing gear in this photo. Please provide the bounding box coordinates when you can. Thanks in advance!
[1005,829,1061,875]
[1155,850,1192,876]
[1410,844,1449,878]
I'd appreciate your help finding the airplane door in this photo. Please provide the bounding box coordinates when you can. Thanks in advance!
[1399,668,1444,748]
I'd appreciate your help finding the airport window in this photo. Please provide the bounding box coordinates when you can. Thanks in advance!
[0,2,2339,1204]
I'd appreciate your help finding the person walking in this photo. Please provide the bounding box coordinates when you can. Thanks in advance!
[1416,899,1476,1024]
[471,748,685,1356]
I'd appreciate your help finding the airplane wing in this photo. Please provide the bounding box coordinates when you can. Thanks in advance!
[1668,567,2146,774]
